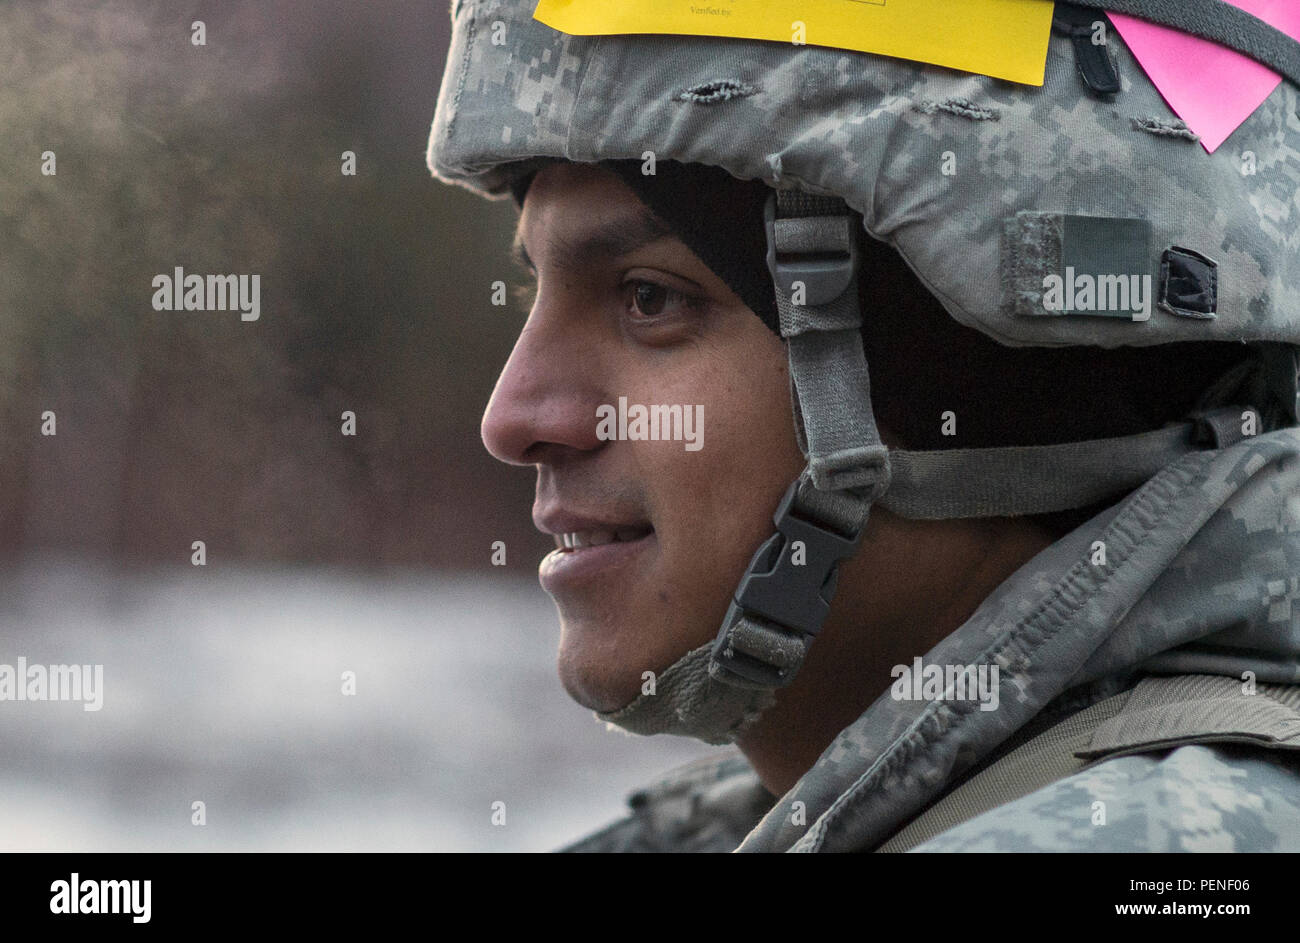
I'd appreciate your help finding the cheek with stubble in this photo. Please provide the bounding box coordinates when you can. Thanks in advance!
[552,449,718,713]
[552,528,674,712]
[555,393,806,712]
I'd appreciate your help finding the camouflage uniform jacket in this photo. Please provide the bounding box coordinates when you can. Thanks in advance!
[564,426,1300,852]
[422,0,1300,853]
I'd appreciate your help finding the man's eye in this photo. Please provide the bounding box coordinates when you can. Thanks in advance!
[623,280,696,319]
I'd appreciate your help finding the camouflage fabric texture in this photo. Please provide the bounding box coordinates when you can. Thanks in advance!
[564,426,1300,852]
[567,746,1300,853]
[744,424,1300,852]
[426,3,1300,851]
[561,752,773,853]
[428,0,1300,350]
[912,744,1300,852]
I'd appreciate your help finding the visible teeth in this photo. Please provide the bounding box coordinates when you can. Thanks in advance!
[556,527,649,549]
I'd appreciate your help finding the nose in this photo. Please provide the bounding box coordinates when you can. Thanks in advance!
[480,305,606,467]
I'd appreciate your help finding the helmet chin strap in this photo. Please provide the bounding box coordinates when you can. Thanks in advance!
[599,190,887,741]
[595,642,776,745]
[597,190,1294,743]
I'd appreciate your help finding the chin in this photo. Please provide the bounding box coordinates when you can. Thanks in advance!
[553,611,662,713]
[552,599,718,714]
[556,645,640,714]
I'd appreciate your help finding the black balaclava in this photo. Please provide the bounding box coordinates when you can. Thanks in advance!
[509,159,1250,467]
[511,158,780,332]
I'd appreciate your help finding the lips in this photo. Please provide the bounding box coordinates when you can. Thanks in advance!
[535,509,655,592]
[555,525,653,550]
[535,507,654,546]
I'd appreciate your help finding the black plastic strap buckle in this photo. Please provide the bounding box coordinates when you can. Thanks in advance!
[763,193,858,309]
[710,478,865,688]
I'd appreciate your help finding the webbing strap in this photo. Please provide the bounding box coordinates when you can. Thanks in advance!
[709,191,887,691]
[710,188,1259,692]
[595,640,777,745]
[1066,0,1300,88]
[878,409,1244,520]
[876,689,1129,853]
[771,191,892,494]
[878,405,1253,520]
[877,673,1300,852]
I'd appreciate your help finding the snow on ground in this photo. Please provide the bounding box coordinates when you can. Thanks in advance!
[0,556,721,851]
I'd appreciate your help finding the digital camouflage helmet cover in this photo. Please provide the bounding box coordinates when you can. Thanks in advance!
[427,0,1300,744]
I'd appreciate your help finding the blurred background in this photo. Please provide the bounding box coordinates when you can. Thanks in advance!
[0,0,717,851]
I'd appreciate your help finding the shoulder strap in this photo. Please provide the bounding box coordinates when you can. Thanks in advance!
[877,673,1300,852]
[875,686,1130,852]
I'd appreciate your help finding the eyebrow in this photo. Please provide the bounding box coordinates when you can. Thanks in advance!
[511,207,674,275]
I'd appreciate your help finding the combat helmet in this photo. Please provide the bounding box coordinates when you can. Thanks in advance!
[427,0,1300,743]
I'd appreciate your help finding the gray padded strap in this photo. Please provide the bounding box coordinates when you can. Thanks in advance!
[772,190,891,494]
[595,641,777,745]
[1067,0,1300,88]
[878,406,1248,520]
[878,673,1300,852]
[713,613,813,691]
[793,472,875,535]
[876,689,1129,853]
[708,191,887,692]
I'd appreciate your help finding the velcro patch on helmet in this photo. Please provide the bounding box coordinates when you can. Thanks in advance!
[1158,246,1218,320]
[1002,212,1154,322]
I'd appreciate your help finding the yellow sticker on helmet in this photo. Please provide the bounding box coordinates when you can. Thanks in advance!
[533,0,1053,86]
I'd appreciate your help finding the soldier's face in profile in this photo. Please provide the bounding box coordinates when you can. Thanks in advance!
[480,162,806,712]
